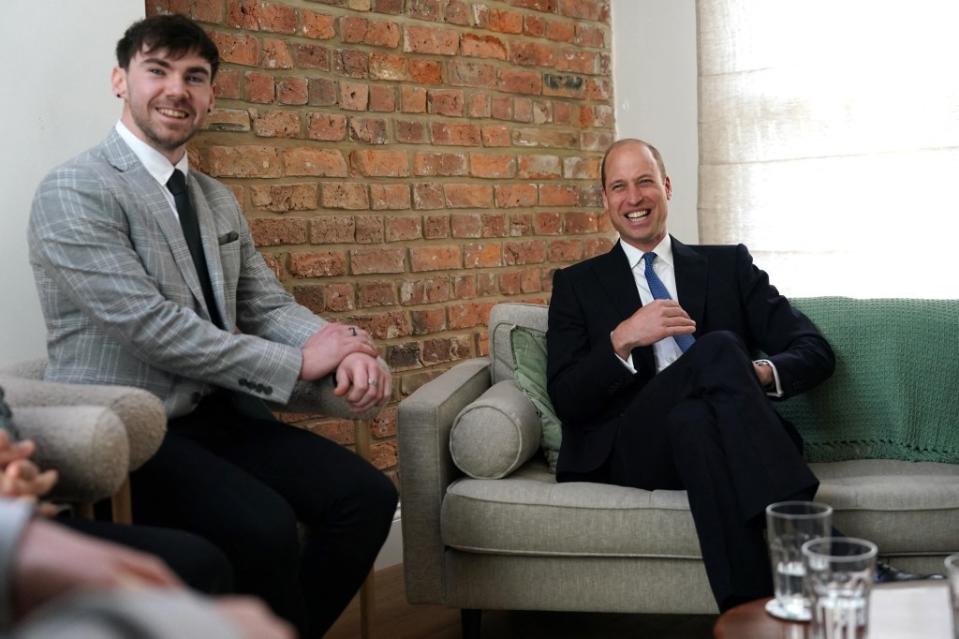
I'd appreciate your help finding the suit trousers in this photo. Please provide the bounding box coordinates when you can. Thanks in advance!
[130,392,398,638]
[604,331,818,611]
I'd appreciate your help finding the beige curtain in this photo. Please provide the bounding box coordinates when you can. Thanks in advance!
[697,0,959,297]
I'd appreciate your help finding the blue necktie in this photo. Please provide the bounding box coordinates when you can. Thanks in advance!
[643,252,695,353]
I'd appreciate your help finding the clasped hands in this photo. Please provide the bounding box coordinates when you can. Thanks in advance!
[299,322,390,412]
[0,433,58,516]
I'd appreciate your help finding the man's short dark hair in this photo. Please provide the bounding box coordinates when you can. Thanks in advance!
[116,14,220,77]
[600,139,667,191]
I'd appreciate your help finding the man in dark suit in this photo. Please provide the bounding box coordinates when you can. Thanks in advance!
[546,138,835,611]
[28,14,396,637]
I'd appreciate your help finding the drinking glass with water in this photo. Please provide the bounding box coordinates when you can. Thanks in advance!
[946,554,959,639]
[802,537,877,639]
[765,501,833,621]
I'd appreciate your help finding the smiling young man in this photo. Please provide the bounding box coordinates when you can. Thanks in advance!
[545,138,836,611]
[28,14,397,638]
[112,31,214,158]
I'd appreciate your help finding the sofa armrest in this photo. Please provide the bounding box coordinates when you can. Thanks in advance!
[0,376,165,471]
[13,405,129,503]
[398,358,491,604]
[0,359,45,380]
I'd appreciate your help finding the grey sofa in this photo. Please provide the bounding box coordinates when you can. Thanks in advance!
[398,301,959,633]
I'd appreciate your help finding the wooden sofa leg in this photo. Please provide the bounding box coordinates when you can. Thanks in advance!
[354,420,374,639]
[359,569,374,639]
[110,477,133,524]
[461,609,481,639]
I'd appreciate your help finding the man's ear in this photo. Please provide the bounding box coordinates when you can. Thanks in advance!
[664,175,672,200]
[601,188,609,212]
[111,67,126,100]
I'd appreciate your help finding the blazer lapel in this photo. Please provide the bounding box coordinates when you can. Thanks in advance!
[590,241,641,321]
[589,241,656,373]
[100,130,209,316]
[672,236,708,334]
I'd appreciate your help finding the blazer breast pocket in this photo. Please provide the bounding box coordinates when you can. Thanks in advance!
[218,232,241,284]
[218,231,239,245]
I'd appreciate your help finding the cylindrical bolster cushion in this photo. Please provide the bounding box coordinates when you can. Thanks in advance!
[13,405,129,503]
[0,376,164,470]
[449,379,541,479]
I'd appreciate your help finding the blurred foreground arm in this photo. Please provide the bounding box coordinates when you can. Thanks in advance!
[0,502,294,638]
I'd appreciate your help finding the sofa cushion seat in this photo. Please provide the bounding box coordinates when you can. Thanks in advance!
[812,459,959,554]
[442,459,702,559]
[442,458,959,560]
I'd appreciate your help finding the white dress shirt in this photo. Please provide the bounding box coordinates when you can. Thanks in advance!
[115,121,189,220]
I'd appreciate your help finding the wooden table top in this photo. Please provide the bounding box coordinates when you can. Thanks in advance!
[713,582,954,639]
[713,598,808,639]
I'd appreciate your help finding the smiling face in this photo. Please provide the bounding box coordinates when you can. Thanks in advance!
[111,47,214,163]
[602,141,672,252]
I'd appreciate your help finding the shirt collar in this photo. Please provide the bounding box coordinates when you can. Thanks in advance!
[114,121,189,187]
[619,234,673,270]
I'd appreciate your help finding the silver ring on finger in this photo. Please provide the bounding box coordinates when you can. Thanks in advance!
[368,378,378,387]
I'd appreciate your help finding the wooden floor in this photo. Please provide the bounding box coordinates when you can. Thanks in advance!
[327,564,717,639]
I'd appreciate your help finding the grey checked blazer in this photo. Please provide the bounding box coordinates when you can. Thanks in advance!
[28,130,324,418]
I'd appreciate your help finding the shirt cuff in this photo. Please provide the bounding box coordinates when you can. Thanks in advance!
[612,332,637,373]
[754,359,784,398]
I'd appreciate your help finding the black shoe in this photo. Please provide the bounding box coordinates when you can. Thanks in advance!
[875,561,945,583]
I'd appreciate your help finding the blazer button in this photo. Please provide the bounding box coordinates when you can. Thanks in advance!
[239,378,249,388]
[264,386,272,396]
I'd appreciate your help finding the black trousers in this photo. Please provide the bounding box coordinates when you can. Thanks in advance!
[583,331,818,611]
[130,392,398,638]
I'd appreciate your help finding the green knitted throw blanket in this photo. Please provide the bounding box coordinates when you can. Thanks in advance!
[778,297,959,463]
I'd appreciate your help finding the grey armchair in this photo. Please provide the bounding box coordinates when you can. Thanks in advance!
[0,358,167,522]
[1,356,387,638]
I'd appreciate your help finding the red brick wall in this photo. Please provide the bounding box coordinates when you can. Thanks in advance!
[146,0,615,483]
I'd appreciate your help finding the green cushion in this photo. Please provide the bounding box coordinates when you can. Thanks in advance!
[510,326,562,472]
[779,297,959,463]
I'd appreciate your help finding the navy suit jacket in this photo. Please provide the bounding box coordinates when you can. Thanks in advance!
[546,237,835,476]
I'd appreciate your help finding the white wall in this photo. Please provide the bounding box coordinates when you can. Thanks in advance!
[610,0,699,244]
[0,0,143,365]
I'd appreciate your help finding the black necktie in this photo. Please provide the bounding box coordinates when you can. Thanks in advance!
[166,170,224,328]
